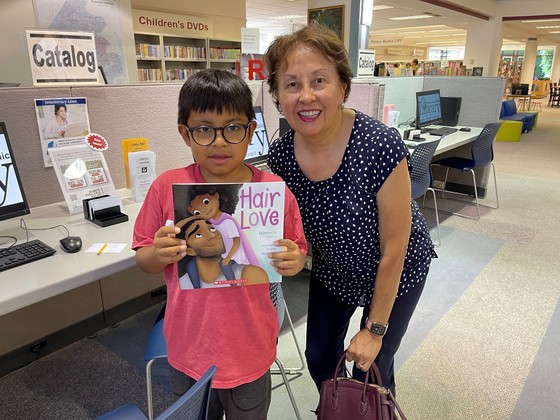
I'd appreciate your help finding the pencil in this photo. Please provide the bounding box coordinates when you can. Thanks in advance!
[97,243,108,255]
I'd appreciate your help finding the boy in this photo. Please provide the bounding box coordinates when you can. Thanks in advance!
[132,69,307,420]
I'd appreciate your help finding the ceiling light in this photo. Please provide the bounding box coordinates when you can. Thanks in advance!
[536,26,560,29]
[361,0,374,26]
[270,15,306,20]
[550,31,560,33]
[428,29,461,32]
[389,14,435,21]
[521,19,560,23]
[373,5,393,10]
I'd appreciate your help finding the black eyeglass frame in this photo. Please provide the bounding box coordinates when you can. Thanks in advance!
[184,122,252,146]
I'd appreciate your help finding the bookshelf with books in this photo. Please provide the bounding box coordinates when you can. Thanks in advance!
[135,33,163,83]
[497,59,523,93]
[208,39,241,73]
[417,60,465,76]
[162,35,207,82]
[134,33,241,82]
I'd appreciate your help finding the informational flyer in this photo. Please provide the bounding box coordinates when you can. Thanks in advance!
[34,97,91,167]
[49,144,118,215]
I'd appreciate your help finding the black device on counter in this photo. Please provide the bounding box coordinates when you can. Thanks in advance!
[440,97,462,126]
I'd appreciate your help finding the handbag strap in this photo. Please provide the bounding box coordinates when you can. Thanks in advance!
[388,390,407,420]
[334,350,384,386]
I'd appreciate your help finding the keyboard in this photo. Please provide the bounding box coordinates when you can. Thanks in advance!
[0,239,56,272]
[425,127,458,136]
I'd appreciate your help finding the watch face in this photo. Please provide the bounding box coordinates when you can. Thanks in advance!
[370,323,387,336]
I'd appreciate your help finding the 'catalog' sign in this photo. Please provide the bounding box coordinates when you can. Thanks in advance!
[26,30,99,86]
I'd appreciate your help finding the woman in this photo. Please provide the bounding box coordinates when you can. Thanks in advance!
[43,104,69,139]
[264,24,435,395]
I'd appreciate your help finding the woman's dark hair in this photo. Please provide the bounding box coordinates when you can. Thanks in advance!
[54,104,67,115]
[177,69,255,125]
[264,24,353,111]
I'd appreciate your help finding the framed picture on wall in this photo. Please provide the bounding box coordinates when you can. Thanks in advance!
[308,5,345,42]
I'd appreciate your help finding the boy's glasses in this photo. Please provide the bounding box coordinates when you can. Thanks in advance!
[185,123,251,146]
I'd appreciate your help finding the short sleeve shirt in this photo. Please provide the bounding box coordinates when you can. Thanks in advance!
[269,111,434,306]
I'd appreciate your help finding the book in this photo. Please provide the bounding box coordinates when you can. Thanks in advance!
[171,182,285,290]
[122,138,149,188]
[129,150,156,202]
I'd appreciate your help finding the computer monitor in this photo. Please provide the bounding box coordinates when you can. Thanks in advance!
[0,122,30,222]
[415,89,443,129]
[511,83,529,95]
[244,106,270,165]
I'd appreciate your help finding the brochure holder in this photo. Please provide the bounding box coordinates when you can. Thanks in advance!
[83,196,128,227]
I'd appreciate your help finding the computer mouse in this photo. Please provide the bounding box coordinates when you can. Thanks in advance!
[60,236,83,253]
[459,127,471,132]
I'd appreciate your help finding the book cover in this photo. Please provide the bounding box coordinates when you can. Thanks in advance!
[172,182,285,290]
[122,138,149,188]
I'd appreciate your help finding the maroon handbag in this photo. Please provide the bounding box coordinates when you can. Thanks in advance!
[317,352,407,419]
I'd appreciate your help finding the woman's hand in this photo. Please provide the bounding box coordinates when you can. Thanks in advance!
[346,329,383,372]
[153,225,187,265]
[268,239,305,276]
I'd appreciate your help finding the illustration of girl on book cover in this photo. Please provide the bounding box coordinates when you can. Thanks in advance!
[173,184,262,289]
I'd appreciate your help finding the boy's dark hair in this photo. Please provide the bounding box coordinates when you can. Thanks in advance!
[177,69,255,125]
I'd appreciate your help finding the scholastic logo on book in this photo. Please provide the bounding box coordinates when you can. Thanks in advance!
[172,182,285,290]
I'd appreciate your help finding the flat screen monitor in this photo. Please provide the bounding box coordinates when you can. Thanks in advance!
[0,122,30,222]
[511,83,529,95]
[415,89,443,129]
[244,106,270,165]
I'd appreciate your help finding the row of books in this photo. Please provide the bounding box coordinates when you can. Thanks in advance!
[164,45,206,60]
[165,68,203,81]
[137,68,163,82]
[136,43,161,59]
[209,47,241,61]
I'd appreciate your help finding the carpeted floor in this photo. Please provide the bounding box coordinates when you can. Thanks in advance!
[0,106,558,420]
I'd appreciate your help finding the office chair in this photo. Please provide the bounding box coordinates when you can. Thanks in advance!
[270,283,303,420]
[97,365,216,420]
[145,308,167,420]
[410,139,441,246]
[432,122,502,220]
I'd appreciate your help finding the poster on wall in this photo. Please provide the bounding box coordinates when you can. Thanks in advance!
[34,97,91,167]
[308,5,345,42]
[26,29,100,85]
[32,0,129,84]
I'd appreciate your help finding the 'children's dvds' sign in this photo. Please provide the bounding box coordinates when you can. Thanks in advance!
[26,29,99,86]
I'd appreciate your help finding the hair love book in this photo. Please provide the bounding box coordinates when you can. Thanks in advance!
[172,182,285,290]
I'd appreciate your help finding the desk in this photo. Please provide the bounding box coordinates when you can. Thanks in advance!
[505,94,532,111]
[0,198,142,317]
[399,126,482,155]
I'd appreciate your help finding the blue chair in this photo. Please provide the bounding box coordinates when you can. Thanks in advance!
[410,139,441,246]
[145,311,167,420]
[432,122,502,220]
[97,365,216,420]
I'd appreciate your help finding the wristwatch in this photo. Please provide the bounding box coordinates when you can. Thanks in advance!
[365,318,388,337]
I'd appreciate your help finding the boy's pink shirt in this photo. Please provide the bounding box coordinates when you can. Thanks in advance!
[132,163,307,388]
